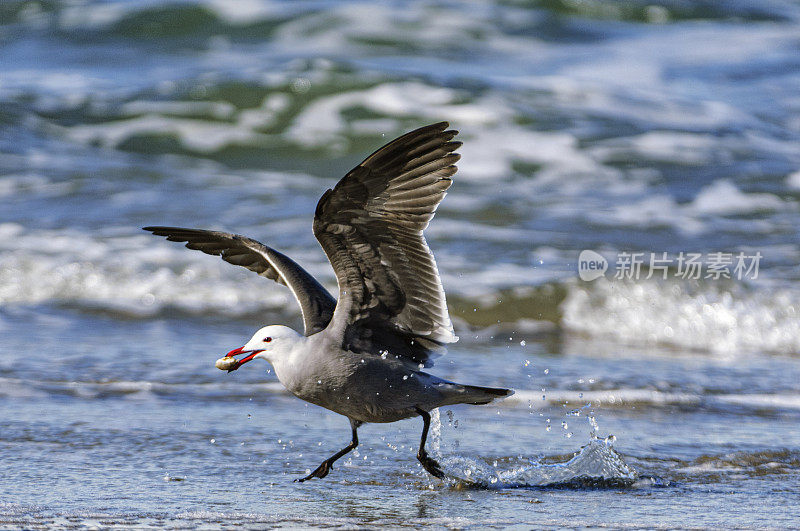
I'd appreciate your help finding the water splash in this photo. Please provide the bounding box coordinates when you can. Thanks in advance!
[430,408,443,456]
[429,409,636,489]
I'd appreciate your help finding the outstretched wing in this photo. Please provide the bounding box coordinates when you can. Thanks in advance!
[313,122,460,366]
[143,227,336,336]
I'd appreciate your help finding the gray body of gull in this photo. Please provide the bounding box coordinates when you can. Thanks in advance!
[144,122,513,482]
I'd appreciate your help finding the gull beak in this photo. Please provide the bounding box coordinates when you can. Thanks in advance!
[221,346,264,373]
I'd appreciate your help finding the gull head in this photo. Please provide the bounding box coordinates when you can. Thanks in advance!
[217,325,302,372]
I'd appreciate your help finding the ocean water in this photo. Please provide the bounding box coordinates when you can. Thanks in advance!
[2,0,800,528]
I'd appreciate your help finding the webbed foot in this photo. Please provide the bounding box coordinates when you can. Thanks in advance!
[294,461,332,482]
[417,449,445,479]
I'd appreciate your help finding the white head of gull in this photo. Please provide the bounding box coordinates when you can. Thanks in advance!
[144,122,513,482]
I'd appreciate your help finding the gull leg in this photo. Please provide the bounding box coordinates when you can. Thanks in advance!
[295,419,360,482]
[415,408,444,479]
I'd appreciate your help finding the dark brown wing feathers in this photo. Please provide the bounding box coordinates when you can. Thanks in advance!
[142,227,335,336]
[313,121,459,365]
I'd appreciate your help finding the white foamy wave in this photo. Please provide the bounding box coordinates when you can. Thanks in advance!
[590,131,725,165]
[519,23,800,132]
[584,179,795,234]
[270,3,506,57]
[285,81,619,184]
[120,100,237,120]
[561,278,800,355]
[0,221,558,317]
[506,389,800,413]
[787,170,800,189]
[63,114,273,153]
[285,81,499,146]
[691,179,788,215]
[56,77,618,189]
[0,224,309,316]
[0,376,286,400]
[585,194,707,235]
[507,389,700,409]
[0,69,108,99]
[590,129,798,175]
[57,0,307,31]
[58,2,133,30]
[200,0,284,24]
[0,172,74,198]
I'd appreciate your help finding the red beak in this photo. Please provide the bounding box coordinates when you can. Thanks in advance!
[223,346,264,372]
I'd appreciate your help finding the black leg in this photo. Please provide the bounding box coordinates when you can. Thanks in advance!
[295,418,361,482]
[415,408,445,479]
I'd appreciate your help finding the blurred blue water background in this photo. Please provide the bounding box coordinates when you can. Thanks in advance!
[1,0,799,527]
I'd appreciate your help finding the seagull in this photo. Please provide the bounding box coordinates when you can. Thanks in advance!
[144,122,513,482]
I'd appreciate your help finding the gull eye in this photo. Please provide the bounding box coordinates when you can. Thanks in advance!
[264,337,272,343]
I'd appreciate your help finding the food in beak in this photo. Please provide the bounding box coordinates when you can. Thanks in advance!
[215,356,240,371]
[215,347,264,372]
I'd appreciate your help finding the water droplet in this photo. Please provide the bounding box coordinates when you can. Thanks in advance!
[588,415,600,434]
[209,438,215,444]
[520,340,526,346]
[402,375,408,380]
[523,359,530,367]
[317,380,322,384]
[543,368,549,374]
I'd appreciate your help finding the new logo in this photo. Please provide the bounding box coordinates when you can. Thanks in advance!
[578,250,607,281]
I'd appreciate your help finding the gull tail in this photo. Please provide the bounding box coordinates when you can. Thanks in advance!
[462,384,514,405]
[442,383,514,406]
